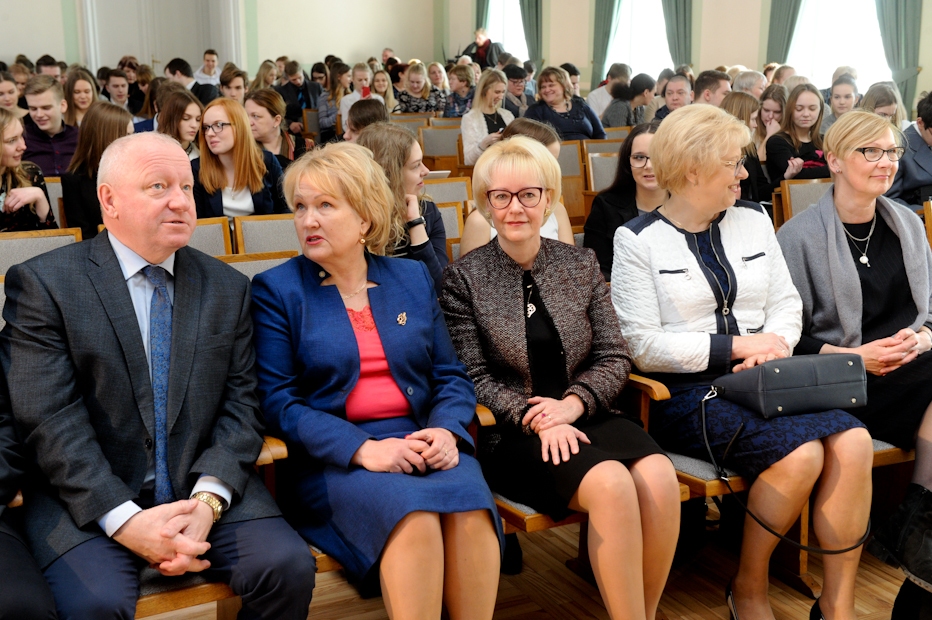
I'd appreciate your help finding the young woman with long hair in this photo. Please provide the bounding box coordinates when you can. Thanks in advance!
[721,91,771,205]
[157,89,203,160]
[0,72,27,120]
[193,97,288,219]
[396,63,445,113]
[248,60,279,93]
[318,62,351,143]
[0,107,56,231]
[244,88,310,170]
[765,83,830,189]
[371,69,397,114]
[755,84,787,167]
[63,68,99,127]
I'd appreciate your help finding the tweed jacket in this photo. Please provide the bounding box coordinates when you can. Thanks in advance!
[440,238,632,452]
[0,233,280,568]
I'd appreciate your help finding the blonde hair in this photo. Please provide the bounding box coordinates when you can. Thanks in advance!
[0,108,31,193]
[282,142,394,254]
[427,62,450,91]
[860,82,907,127]
[475,69,506,112]
[406,63,431,100]
[650,105,751,194]
[197,98,266,194]
[720,91,761,159]
[249,60,278,92]
[472,135,562,219]
[371,69,397,113]
[823,109,904,162]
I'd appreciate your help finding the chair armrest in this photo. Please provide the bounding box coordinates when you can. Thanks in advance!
[256,436,288,466]
[475,405,496,427]
[627,374,670,401]
[7,490,22,508]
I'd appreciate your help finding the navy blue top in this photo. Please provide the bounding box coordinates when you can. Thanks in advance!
[524,96,606,141]
[191,150,288,218]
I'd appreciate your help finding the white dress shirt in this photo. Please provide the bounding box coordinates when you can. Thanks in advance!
[587,84,612,118]
[97,234,234,537]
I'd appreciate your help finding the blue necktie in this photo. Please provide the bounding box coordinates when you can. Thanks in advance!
[297,88,307,109]
[143,265,176,505]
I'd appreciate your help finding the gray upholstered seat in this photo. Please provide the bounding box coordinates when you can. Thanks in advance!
[420,127,461,157]
[557,142,582,176]
[423,178,471,204]
[188,221,230,256]
[493,492,543,516]
[437,204,462,239]
[225,256,294,280]
[783,180,832,219]
[430,118,462,127]
[0,232,80,276]
[584,139,624,155]
[588,153,619,192]
[236,217,301,254]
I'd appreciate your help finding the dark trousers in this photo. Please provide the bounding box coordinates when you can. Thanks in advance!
[0,524,57,619]
[43,516,315,620]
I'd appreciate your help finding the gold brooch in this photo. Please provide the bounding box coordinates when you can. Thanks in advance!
[397,312,407,326]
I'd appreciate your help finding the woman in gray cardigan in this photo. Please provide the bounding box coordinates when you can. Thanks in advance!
[777,111,932,608]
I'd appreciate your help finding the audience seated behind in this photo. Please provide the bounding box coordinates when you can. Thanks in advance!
[613,105,872,620]
[310,61,329,90]
[343,99,389,143]
[777,110,932,609]
[370,68,397,114]
[63,67,99,127]
[275,60,324,136]
[444,64,475,118]
[461,118,574,256]
[558,62,582,96]
[502,64,529,119]
[244,88,309,171]
[192,98,288,219]
[755,83,787,170]
[732,70,767,99]
[525,66,605,141]
[693,70,732,107]
[860,82,909,130]
[116,56,146,115]
[0,72,27,120]
[163,57,219,106]
[339,63,385,125]
[249,59,279,93]
[652,73,693,122]
[720,91,771,205]
[357,123,447,290]
[0,108,57,231]
[427,61,450,98]
[584,122,665,280]
[642,68,674,123]
[440,136,680,620]
[462,69,514,166]
[219,65,247,105]
[462,28,505,69]
[601,73,655,129]
[396,62,446,114]
[156,88,203,160]
[22,75,78,177]
[193,49,221,86]
[251,143,502,616]
[587,63,632,118]
[62,101,133,240]
[106,69,131,112]
[819,75,858,134]
[133,79,179,131]
[765,83,830,191]
[886,91,932,208]
[317,62,351,144]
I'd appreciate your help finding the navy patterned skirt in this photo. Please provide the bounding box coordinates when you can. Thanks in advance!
[286,416,504,583]
[650,384,866,479]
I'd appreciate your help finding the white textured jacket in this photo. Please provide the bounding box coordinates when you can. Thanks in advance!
[462,107,515,165]
[611,202,802,379]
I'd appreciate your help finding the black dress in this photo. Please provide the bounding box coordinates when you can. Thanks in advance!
[584,188,643,281]
[480,271,665,520]
[0,162,57,232]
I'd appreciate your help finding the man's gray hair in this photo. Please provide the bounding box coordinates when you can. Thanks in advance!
[98,132,185,189]
[607,63,632,81]
[732,71,766,95]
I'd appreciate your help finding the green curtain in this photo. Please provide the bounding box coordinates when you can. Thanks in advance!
[660,0,692,67]
[519,0,543,70]
[476,0,491,30]
[591,0,623,90]
[765,0,803,64]
[876,0,923,112]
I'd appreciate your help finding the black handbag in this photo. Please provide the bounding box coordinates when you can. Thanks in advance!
[700,354,870,554]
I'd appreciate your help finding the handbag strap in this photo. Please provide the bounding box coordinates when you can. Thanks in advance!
[700,389,870,555]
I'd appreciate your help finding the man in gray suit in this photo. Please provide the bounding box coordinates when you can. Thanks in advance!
[887,91,932,208]
[0,132,315,619]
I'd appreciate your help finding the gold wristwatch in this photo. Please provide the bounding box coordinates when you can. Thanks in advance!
[191,492,224,523]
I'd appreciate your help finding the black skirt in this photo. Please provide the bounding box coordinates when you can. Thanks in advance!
[845,351,932,449]
[480,414,666,521]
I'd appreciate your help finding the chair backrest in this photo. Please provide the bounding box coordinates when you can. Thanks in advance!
[57,197,68,228]
[45,177,64,222]
[0,278,6,332]
[436,202,464,238]
[215,251,298,280]
[188,217,233,256]
[391,117,429,130]
[419,126,461,157]
[0,228,83,276]
[605,126,632,139]
[558,141,585,220]
[302,109,320,136]
[446,238,461,262]
[557,141,583,176]
[572,226,585,248]
[393,112,435,120]
[456,134,473,177]
[423,177,473,204]
[429,117,461,127]
[583,139,625,158]
[781,179,833,221]
[232,214,300,254]
[588,153,619,192]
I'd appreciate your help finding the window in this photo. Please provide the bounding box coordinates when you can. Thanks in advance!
[785,0,892,91]
[605,0,675,82]
[486,0,530,62]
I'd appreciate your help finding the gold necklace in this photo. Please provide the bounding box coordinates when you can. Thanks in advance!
[340,281,369,300]
[660,206,687,229]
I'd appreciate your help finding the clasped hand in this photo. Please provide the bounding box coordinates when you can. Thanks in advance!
[522,396,590,464]
[113,498,214,576]
[731,333,790,372]
[352,428,460,474]
[856,328,925,375]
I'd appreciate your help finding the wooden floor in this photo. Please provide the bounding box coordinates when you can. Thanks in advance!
[150,518,907,620]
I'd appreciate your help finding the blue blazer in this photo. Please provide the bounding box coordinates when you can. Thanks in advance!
[251,253,477,469]
[133,118,155,133]
[887,124,932,208]
[192,150,289,218]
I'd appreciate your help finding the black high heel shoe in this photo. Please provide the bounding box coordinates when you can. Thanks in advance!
[810,598,825,620]
[725,579,739,620]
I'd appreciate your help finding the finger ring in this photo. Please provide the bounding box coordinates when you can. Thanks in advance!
[444,449,449,456]
[541,413,547,418]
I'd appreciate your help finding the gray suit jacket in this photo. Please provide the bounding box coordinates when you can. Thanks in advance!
[0,233,280,568]
[886,124,932,208]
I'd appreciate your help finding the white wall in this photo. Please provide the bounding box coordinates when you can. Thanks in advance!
[0,0,67,64]
[253,0,436,70]
[695,0,765,71]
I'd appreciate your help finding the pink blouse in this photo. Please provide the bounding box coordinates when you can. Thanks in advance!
[344,306,412,422]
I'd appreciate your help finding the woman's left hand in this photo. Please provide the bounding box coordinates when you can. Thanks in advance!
[3,187,44,213]
[405,428,459,470]
[404,194,421,221]
[523,395,585,433]
[732,352,781,372]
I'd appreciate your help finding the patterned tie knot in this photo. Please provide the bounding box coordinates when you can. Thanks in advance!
[142,265,168,288]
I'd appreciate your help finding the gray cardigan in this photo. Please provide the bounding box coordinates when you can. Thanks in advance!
[776,185,932,348]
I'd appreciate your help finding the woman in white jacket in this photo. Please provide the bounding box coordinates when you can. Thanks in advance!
[611,105,872,620]
[462,69,514,165]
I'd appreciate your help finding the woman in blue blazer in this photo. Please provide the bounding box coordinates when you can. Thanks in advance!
[192,98,289,219]
[251,143,502,617]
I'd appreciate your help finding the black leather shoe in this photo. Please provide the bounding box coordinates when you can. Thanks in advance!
[868,483,932,591]
[725,579,739,620]
[810,598,824,620]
